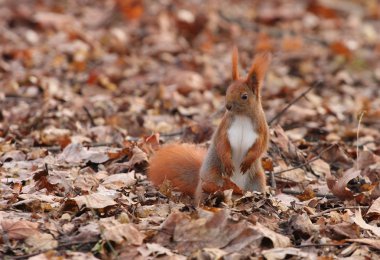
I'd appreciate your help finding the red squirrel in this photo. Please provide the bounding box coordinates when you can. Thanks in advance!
[148,47,271,201]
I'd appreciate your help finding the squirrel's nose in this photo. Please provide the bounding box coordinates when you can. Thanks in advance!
[226,103,232,111]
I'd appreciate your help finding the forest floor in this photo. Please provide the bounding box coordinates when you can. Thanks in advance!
[1,0,380,259]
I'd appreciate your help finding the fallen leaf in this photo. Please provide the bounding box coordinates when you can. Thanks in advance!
[137,243,174,258]
[29,251,100,260]
[155,209,290,254]
[25,233,58,251]
[59,143,109,164]
[367,197,380,215]
[101,223,145,245]
[262,247,317,260]
[73,193,117,209]
[191,248,227,259]
[352,209,380,237]
[326,168,360,200]
[286,214,318,239]
[325,222,360,240]
[102,172,136,190]
[310,159,330,178]
[346,238,380,250]
[1,219,39,240]
[271,125,304,161]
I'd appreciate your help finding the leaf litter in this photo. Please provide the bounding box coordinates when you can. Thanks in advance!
[1,0,380,259]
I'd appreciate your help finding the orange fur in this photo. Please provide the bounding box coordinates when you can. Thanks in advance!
[148,143,206,196]
[215,116,233,177]
[232,46,240,80]
[247,52,272,91]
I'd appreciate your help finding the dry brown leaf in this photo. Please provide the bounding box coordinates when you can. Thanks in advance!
[310,159,330,178]
[319,144,353,170]
[346,238,380,250]
[325,222,360,240]
[357,150,380,170]
[137,243,175,258]
[191,248,227,259]
[287,214,318,239]
[70,222,100,242]
[164,70,205,96]
[156,209,290,254]
[116,0,144,20]
[1,219,39,240]
[278,168,306,183]
[102,172,136,190]
[40,127,72,147]
[271,125,304,161]
[326,168,360,200]
[330,41,352,59]
[352,209,380,237]
[296,187,316,201]
[73,193,117,209]
[59,143,109,164]
[0,150,26,162]
[29,251,100,260]
[128,146,148,166]
[25,233,58,251]
[101,223,145,245]
[367,197,380,215]
[262,247,317,260]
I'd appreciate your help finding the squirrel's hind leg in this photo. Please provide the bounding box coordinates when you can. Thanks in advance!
[249,160,267,193]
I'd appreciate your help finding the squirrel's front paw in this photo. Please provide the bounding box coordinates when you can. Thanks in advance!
[223,161,234,177]
[240,160,252,173]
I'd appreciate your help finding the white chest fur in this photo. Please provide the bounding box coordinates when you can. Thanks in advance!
[227,115,257,189]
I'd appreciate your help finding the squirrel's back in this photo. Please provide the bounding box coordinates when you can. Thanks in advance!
[148,143,206,196]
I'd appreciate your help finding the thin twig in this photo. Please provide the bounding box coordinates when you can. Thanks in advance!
[281,188,335,199]
[83,106,96,127]
[310,206,369,219]
[270,171,276,189]
[269,80,323,126]
[356,111,365,170]
[295,243,349,248]
[273,144,336,175]
[160,130,183,137]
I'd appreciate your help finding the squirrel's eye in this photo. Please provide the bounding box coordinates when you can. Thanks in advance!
[241,94,248,100]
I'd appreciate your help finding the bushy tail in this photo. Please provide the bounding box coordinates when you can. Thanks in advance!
[148,143,206,196]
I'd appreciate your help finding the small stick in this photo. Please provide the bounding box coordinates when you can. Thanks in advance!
[273,144,336,175]
[356,111,365,170]
[83,106,96,127]
[295,243,349,248]
[270,170,276,189]
[160,130,183,137]
[269,80,323,126]
[310,206,369,218]
[281,188,335,199]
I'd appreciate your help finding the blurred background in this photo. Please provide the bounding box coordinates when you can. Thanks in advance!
[1,0,379,148]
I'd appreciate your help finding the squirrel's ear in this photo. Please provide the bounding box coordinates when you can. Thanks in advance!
[232,46,239,80]
[246,52,272,91]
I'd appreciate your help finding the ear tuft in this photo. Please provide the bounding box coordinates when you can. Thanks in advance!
[246,52,272,89]
[232,46,240,80]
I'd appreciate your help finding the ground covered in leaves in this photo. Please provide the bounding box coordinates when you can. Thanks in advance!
[1,0,380,259]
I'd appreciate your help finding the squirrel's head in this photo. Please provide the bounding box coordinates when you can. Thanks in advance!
[225,47,271,114]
